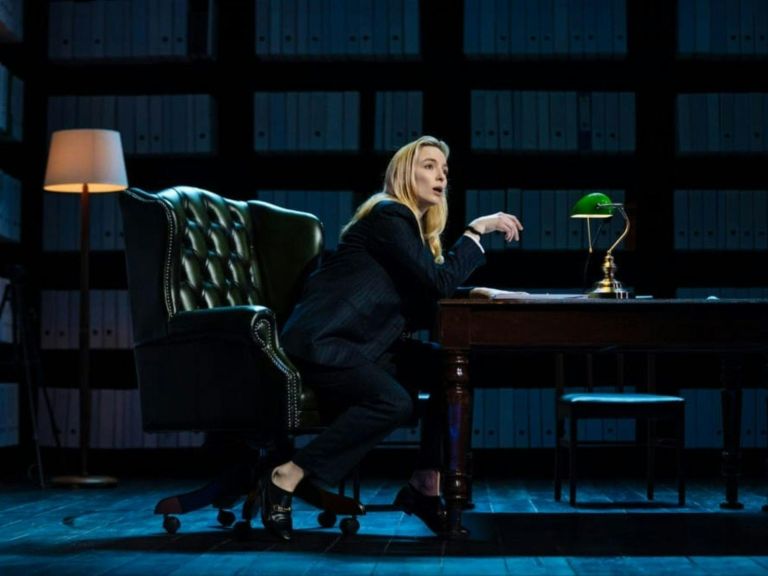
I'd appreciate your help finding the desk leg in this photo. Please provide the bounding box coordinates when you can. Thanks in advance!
[443,349,471,537]
[720,354,744,510]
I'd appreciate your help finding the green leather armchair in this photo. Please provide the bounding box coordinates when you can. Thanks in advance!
[120,185,324,434]
[119,186,362,536]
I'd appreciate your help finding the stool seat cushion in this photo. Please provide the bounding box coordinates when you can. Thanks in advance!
[560,393,685,405]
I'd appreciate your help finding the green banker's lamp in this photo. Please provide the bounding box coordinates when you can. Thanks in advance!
[571,192,631,299]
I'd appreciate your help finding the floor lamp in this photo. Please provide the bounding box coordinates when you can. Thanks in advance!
[44,129,128,487]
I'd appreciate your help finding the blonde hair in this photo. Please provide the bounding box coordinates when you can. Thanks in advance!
[340,135,449,262]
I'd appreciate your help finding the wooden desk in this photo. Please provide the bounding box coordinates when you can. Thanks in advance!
[437,298,768,535]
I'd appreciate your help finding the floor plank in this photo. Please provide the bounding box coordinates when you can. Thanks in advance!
[0,476,767,575]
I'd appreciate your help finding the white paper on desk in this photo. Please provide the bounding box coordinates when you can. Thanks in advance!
[470,288,586,300]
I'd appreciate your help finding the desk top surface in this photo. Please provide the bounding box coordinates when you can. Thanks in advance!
[440,297,768,307]
[437,298,768,351]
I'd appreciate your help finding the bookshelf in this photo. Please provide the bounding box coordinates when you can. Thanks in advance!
[0,0,763,459]
[0,0,24,451]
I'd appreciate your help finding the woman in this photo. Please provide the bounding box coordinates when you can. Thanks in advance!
[266,135,523,540]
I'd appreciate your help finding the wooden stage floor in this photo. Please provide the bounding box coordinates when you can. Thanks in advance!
[1,476,768,575]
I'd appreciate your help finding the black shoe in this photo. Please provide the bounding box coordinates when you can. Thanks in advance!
[394,483,450,536]
[260,471,293,541]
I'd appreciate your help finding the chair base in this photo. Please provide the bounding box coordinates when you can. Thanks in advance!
[154,462,364,536]
[295,479,365,515]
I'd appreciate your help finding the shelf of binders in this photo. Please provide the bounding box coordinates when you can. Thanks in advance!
[470,90,636,154]
[254,0,420,61]
[34,290,202,450]
[0,62,23,144]
[251,89,638,156]
[677,93,768,155]
[47,94,216,157]
[0,13,24,457]
[253,90,423,154]
[677,0,768,60]
[0,61,24,244]
[0,276,12,345]
[673,189,768,252]
[0,0,23,451]
[36,385,205,450]
[0,170,21,244]
[39,289,133,352]
[463,0,627,60]
[47,0,218,63]
[37,285,135,449]
[0,382,18,448]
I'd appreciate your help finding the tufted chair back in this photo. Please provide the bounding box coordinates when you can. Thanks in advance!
[119,186,324,432]
[167,187,265,313]
[120,186,322,344]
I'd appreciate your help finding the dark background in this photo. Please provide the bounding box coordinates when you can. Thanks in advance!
[0,0,766,481]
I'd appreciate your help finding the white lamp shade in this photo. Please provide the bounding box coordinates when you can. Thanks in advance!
[44,129,129,193]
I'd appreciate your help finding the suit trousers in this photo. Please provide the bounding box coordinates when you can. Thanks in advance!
[291,339,445,486]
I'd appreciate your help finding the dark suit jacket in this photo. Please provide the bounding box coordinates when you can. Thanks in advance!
[280,200,486,367]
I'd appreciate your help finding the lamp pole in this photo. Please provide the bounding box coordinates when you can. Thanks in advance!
[78,182,91,478]
[51,181,117,487]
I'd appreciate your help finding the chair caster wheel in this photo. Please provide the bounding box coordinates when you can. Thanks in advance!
[317,510,337,528]
[218,509,236,527]
[339,517,359,536]
[163,515,181,534]
[233,520,252,540]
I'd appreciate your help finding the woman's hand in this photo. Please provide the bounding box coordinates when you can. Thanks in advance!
[468,212,523,243]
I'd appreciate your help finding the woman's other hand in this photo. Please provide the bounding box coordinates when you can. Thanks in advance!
[468,212,523,243]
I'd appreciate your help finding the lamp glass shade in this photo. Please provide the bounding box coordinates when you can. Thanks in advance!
[44,129,128,193]
[570,192,615,219]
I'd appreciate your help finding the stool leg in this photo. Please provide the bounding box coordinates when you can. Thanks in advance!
[554,414,564,501]
[554,353,565,503]
[569,416,578,506]
[676,412,686,506]
[647,418,656,501]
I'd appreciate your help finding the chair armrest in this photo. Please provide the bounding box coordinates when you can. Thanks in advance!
[136,305,304,431]
[167,304,301,380]
[168,305,276,340]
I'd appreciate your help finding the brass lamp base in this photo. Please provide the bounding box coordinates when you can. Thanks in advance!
[51,475,118,488]
[588,281,631,299]
[587,253,631,300]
